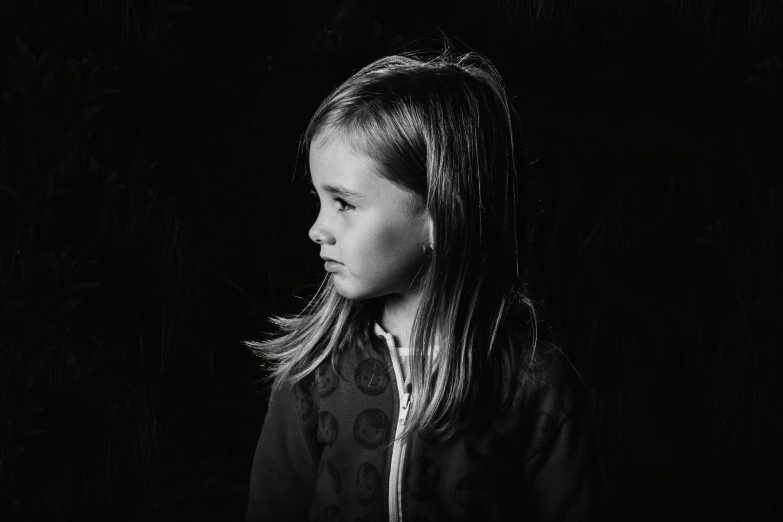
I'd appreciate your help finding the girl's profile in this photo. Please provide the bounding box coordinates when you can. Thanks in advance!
[244,37,606,522]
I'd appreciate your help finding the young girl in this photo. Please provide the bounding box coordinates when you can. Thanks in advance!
[244,40,607,522]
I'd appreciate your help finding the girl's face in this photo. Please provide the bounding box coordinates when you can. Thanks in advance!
[308,133,432,301]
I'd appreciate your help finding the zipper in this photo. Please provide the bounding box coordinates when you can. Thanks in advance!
[380,329,409,522]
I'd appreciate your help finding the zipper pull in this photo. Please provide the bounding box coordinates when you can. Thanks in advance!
[399,384,412,425]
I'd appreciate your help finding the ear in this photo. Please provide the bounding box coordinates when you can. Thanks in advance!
[426,215,434,247]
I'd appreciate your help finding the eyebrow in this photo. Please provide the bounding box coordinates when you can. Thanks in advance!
[309,177,364,199]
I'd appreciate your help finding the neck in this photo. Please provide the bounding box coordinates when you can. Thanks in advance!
[380,291,422,348]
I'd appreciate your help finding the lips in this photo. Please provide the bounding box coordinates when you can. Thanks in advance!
[324,260,342,272]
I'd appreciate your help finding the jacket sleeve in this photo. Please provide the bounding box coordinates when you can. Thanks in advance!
[245,375,322,522]
[522,396,605,522]
[519,376,607,522]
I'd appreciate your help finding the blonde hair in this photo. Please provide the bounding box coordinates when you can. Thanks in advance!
[244,37,564,446]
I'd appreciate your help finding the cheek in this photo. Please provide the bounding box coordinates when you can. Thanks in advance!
[365,225,412,264]
[342,224,388,266]
[343,217,423,278]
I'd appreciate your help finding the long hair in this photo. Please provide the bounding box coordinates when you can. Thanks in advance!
[244,37,565,446]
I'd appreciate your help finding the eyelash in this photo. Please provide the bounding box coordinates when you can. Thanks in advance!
[309,189,355,213]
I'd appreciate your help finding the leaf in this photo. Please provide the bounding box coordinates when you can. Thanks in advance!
[77,105,104,125]
[4,51,19,72]
[77,358,98,379]
[23,353,45,392]
[1,297,30,320]
[200,476,219,494]
[36,49,50,73]
[86,85,123,98]
[52,299,82,320]
[66,350,76,370]
[66,59,82,90]
[62,280,100,293]
[46,251,60,278]
[0,179,21,200]
[15,37,35,72]
[10,446,27,460]
[2,70,31,99]
[159,22,175,36]
[45,148,77,178]
[41,65,58,88]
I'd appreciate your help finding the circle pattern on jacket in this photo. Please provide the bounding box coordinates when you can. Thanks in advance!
[318,411,338,445]
[406,456,440,502]
[326,459,341,494]
[454,472,492,510]
[356,462,380,505]
[354,358,390,396]
[316,362,339,399]
[294,382,313,420]
[353,408,390,449]
[323,504,343,522]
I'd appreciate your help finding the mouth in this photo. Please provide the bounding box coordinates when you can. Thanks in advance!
[324,261,342,272]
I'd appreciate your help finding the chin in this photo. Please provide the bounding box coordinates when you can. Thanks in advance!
[332,278,361,300]
[332,279,386,302]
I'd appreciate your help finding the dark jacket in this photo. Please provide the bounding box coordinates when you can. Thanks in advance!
[246,320,606,522]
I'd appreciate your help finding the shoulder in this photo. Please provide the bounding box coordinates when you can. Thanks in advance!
[496,341,594,463]
[263,369,322,439]
[517,340,589,423]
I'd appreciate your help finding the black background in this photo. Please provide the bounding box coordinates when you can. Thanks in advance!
[1,0,781,520]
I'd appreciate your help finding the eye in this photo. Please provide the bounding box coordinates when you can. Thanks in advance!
[309,188,355,213]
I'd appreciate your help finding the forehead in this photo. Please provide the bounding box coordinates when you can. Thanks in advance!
[308,132,425,214]
[308,134,381,191]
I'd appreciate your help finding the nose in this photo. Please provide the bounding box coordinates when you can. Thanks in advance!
[308,216,331,244]
[308,223,321,243]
